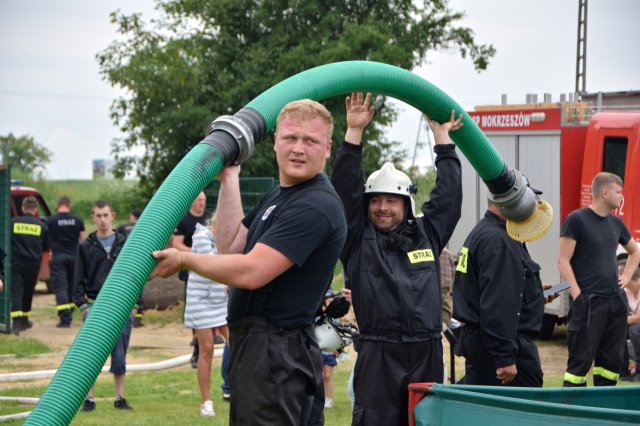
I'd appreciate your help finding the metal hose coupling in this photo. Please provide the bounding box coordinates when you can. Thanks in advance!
[208,115,255,165]
[488,168,537,222]
[486,165,553,242]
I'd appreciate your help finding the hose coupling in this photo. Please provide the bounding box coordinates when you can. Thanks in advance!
[488,169,537,222]
[208,115,255,165]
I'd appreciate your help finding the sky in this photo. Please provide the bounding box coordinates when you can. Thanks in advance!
[1,0,639,180]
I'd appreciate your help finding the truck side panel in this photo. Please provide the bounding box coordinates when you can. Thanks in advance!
[449,135,518,255]
[560,127,588,222]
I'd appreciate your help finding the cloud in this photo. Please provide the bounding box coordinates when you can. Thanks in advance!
[44,128,111,180]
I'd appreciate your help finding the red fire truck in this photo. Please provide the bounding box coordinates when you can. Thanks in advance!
[448,95,640,338]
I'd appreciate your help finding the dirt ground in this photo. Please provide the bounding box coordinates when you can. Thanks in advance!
[1,290,196,379]
[2,288,571,382]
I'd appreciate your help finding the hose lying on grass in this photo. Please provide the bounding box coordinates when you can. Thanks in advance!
[0,350,222,422]
[0,349,223,383]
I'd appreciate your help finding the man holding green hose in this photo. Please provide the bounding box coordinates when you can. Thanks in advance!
[152,99,346,425]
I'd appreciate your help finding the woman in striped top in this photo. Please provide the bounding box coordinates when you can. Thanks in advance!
[184,214,229,417]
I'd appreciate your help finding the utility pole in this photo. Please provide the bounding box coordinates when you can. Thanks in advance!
[411,114,434,171]
[575,0,588,94]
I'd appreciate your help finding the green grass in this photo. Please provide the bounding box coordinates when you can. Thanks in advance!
[1,300,635,424]
[0,335,51,357]
[2,341,637,424]
[0,360,355,425]
[142,304,186,327]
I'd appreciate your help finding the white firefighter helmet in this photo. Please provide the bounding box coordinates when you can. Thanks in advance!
[314,317,354,352]
[364,162,416,217]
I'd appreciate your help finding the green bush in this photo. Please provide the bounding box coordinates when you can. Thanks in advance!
[23,178,145,221]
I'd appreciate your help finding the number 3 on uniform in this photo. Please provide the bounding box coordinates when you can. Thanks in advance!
[456,247,468,273]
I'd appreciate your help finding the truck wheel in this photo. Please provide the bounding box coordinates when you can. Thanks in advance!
[538,313,557,340]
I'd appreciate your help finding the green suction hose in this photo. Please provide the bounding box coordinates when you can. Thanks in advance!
[247,61,506,181]
[25,139,236,425]
[27,60,514,424]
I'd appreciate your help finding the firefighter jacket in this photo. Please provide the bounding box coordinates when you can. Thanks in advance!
[73,230,135,311]
[11,213,50,264]
[331,141,462,342]
[452,211,544,367]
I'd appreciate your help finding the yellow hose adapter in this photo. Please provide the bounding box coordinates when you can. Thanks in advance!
[506,199,554,243]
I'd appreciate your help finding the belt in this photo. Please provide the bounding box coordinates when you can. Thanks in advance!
[228,316,313,334]
[228,316,316,348]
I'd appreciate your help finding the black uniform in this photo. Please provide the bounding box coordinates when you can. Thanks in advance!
[452,210,544,387]
[331,141,462,426]
[10,213,49,331]
[226,174,346,426]
[561,207,631,387]
[45,212,85,325]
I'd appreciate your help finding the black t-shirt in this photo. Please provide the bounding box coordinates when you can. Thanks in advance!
[560,207,631,295]
[45,212,85,257]
[174,211,209,248]
[228,174,347,329]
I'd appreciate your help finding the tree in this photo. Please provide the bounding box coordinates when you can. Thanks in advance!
[0,133,53,177]
[408,165,437,209]
[98,0,495,196]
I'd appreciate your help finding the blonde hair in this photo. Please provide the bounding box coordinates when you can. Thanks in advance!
[276,99,333,137]
[591,172,623,197]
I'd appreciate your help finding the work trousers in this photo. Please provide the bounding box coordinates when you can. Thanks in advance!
[458,327,543,387]
[228,317,321,426]
[563,291,628,387]
[351,338,443,426]
[50,255,76,324]
[10,258,39,320]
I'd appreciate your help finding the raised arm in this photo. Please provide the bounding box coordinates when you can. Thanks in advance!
[331,92,375,259]
[420,110,463,249]
[427,110,463,145]
[344,92,375,146]
[215,165,248,254]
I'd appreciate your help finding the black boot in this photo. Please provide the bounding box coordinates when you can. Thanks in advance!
[11,318,21,335]
[57,309,72,328]
[22,317,33,330]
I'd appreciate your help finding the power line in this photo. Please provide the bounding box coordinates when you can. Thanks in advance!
[0,88,112,102]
